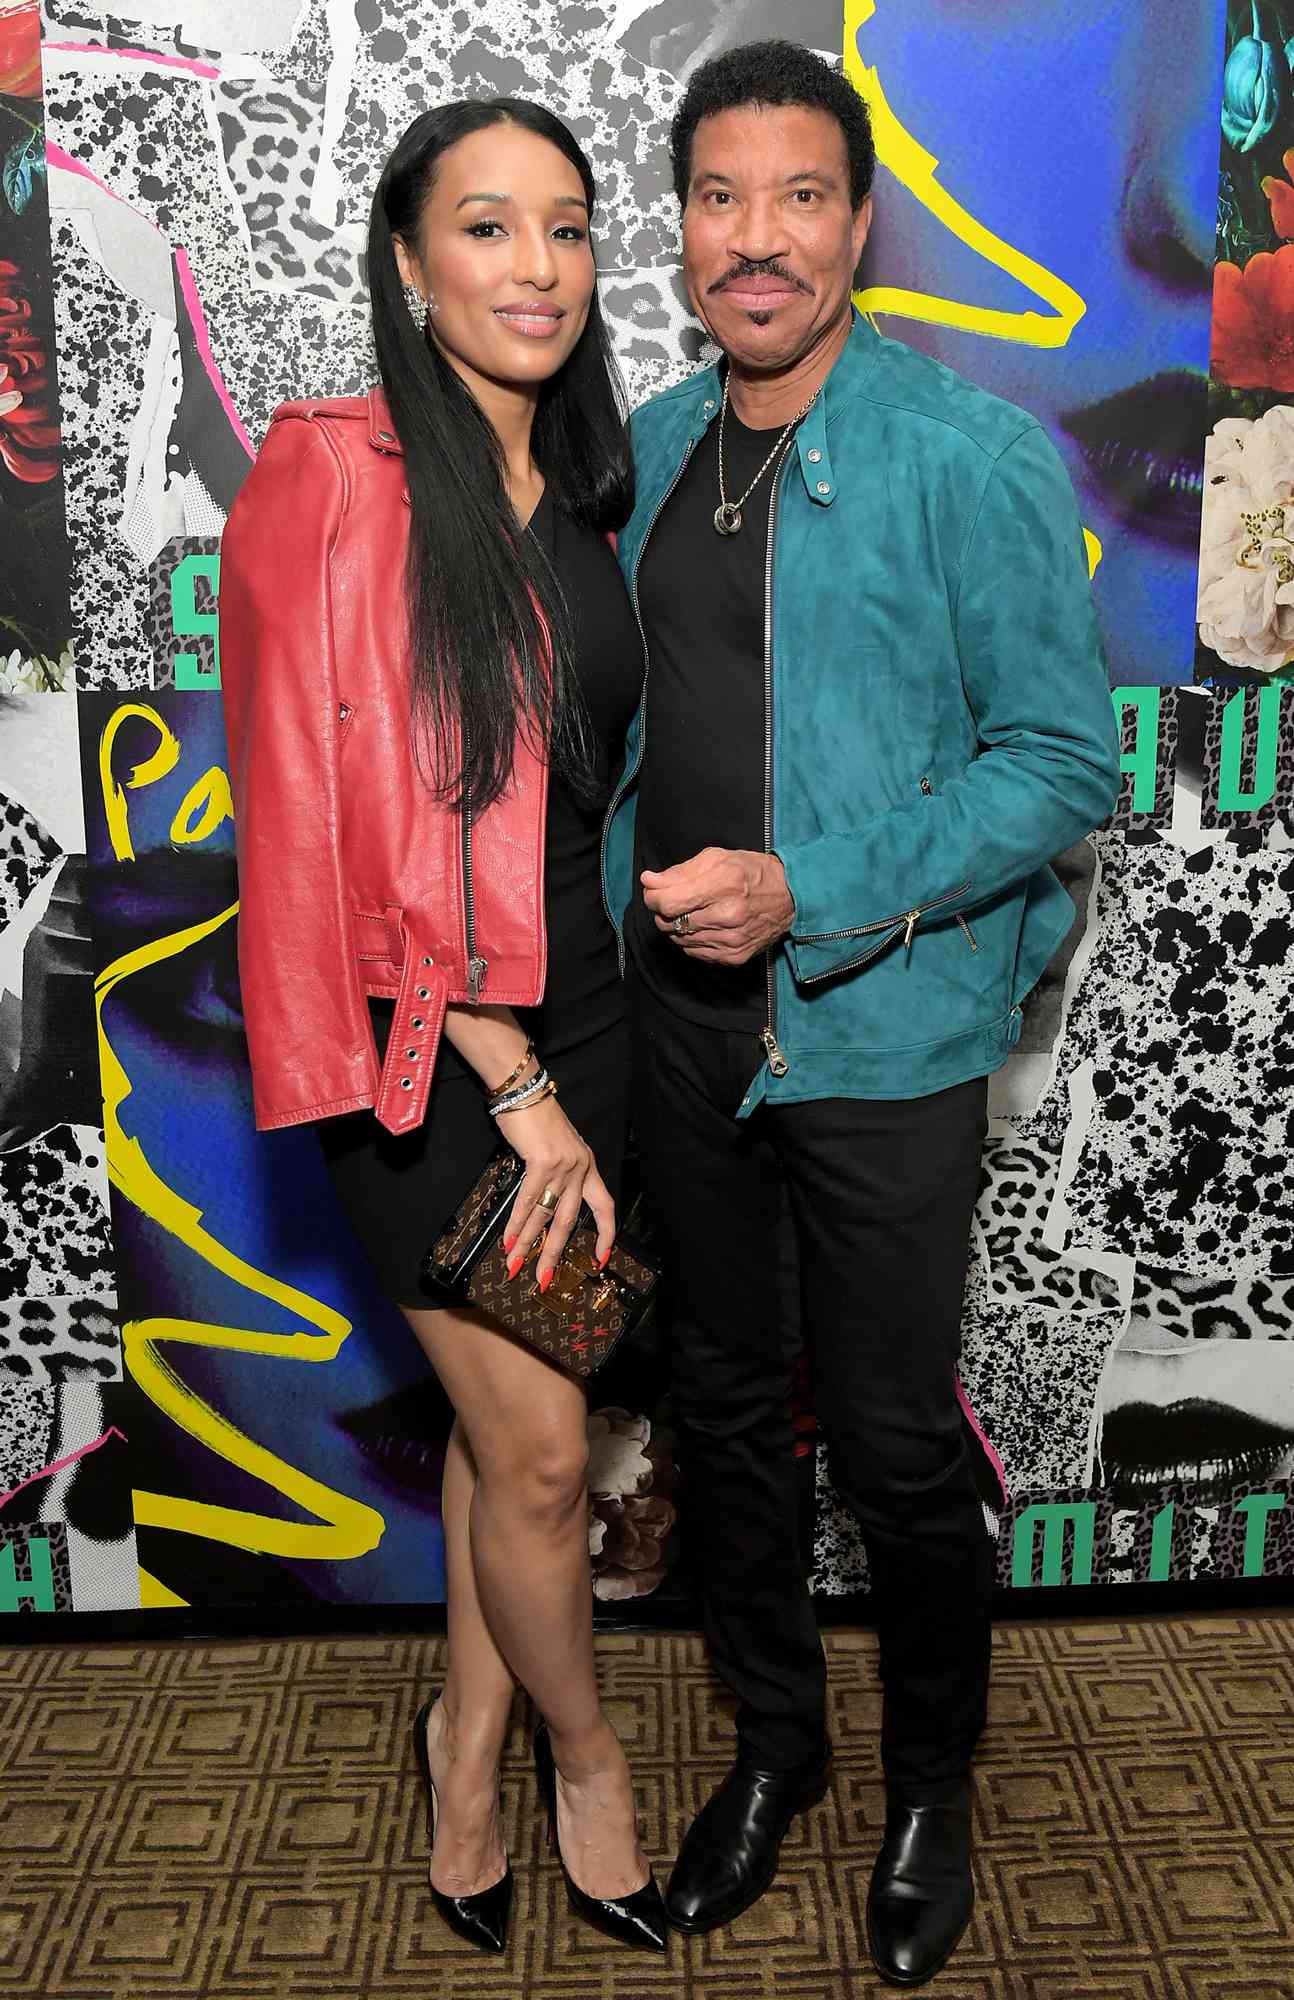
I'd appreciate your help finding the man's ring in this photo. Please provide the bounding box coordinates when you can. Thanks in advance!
[672,912,692,936]
[537,1187,559,1213]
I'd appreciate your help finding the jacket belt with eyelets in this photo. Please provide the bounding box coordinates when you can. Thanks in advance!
[374,918,451,1135]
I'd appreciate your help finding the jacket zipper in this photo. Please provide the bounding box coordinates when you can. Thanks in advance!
[919,777,977,950]
[600,437,697,971]
[760,447,793,1080]
[794,879,973,946]
[794,878,974,985]
[461,805,488,1001]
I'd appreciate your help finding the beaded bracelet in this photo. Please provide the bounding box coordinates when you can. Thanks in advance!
[485,1038,536,1104]
[492,1075,558,1118]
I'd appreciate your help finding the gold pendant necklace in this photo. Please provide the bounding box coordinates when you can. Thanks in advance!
[713,375,819,536]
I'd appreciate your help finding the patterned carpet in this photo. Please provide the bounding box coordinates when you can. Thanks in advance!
[1,1612,1292,1999]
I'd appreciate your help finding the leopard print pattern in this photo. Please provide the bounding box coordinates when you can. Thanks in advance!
[0,1297,121,1384]
[0,792,61,932]
[0,1520,73,1611]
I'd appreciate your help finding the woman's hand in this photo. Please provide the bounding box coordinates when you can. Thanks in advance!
[500,1090,615,1285]
[438,1002,615,1282]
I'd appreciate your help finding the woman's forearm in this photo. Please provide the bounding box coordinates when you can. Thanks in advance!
[442,1003,540,1095]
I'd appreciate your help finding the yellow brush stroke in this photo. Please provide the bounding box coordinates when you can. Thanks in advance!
[97,902,384,1564]
[99,705,182,862]
[1083,529,1103,578]
[847,0,1086,346]
[138,1567,188,1608]
[170,766,234,846]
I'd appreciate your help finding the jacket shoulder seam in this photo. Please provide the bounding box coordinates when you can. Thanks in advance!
[264,410,354,518]
[829,381,1038,462]
[950,423,1043,630]
[310,413,352,519]
[270,398,370,423]
[261,408,350,478]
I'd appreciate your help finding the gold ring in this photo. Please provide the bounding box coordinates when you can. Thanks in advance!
[672,912,692,936]
[536,1187,559,1213]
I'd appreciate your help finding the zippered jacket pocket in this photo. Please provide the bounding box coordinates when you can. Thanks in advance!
[791,879,974,986]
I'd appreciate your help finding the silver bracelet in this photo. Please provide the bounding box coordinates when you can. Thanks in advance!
[489,1066,551,1116]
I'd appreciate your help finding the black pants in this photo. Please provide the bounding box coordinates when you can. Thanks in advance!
[628,972,995,1802]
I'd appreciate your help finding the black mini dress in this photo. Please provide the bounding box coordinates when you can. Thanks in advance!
[318,489,643,1307]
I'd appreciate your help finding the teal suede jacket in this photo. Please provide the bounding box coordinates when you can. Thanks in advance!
[602,313,1122,1116]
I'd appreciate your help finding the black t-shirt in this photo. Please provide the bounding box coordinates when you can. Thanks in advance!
[518,487,643,1051]
[627,405,798,1031]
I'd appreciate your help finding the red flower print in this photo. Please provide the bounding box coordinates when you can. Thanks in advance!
[1212,245,1294,392]
[0,2,40,99]
[1261,147,1294,241]
[0,258,59,482]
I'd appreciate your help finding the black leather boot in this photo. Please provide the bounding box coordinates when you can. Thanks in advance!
[866,1783,974,1987]
[665,1747,833,1933]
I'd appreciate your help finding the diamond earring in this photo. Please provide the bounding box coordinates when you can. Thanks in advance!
[402,281,434,328]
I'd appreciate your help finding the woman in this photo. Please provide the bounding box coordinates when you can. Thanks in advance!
[218,99,666,1955]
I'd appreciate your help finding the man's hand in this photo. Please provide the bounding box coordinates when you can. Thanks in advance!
[641,847,795,966]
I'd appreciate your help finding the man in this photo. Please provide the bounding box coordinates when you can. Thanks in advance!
[602,39,1121,1989]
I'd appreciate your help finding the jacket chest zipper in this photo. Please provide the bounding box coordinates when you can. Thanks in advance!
[760,451,792,1080]
[461,805,488,1001]
[600,438,696,971]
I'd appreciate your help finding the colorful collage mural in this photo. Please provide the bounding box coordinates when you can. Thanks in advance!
[0,1,1290,1624]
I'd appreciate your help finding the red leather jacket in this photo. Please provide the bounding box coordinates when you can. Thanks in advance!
[219,387,548,1135]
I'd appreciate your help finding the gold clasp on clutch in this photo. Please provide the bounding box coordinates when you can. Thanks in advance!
[531,1243,618,1321]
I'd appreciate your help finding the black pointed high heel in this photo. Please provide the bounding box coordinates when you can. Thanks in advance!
[532,1720,669,1952]
[411,1697,513,1954]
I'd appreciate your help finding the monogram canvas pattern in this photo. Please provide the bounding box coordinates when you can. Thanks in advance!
[465,1233,655,1377]
[428,1151,658,1377]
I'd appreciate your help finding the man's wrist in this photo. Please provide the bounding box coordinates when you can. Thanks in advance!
[767,849,796,931]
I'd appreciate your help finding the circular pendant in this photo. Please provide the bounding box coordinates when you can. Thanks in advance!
[713,502,743,536]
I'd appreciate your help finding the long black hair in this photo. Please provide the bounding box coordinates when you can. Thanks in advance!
[368,99,633,817]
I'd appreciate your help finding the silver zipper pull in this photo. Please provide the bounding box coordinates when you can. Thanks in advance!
[467,956,488,1002]
[903,909,920,950]
[761,1026,790,1077]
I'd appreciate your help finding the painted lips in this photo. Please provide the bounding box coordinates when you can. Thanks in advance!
[337,1381,453,1498]
[493,304,566,338]
[1101,1396,1294,1506]
[1061,369,1208,549]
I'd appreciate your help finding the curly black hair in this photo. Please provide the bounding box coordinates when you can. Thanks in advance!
[669,39,875,210]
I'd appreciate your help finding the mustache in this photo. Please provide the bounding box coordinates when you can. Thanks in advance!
[708,259,811,295]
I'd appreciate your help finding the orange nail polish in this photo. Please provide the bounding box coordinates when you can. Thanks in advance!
[538,1269,553,1293]
[598,1250,611,1269]
[503,1234,517,1253]
[507,1253,524,1280]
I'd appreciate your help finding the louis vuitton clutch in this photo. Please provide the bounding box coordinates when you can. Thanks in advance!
[419,1144,658,1379]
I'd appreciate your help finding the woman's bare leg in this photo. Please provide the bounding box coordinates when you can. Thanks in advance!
[406,1302,649,1899]
[415,1404,512,1895]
